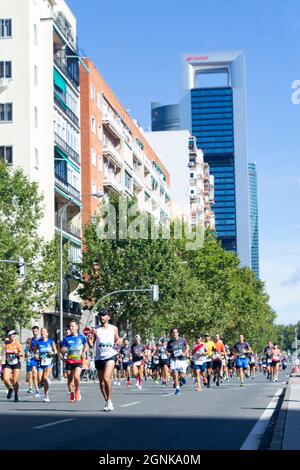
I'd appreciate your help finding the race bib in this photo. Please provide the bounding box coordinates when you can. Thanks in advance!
[239,354,246,359]
[161,353,168,360]
[7,355,18,365]
[41,355,52,366]
[267,359,272,364]
[153,358,159,364]
[173,349,183,358]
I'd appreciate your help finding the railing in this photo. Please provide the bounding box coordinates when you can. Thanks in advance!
[54,91,80,128]
[54,132,80,166]
[55,172,80,201]
[55,214,81,239]
[54,56,79,89]
[53,13,77,52]
[102,142,123,166]
[102,112,123,139]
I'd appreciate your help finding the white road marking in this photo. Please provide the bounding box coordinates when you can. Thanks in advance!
[120,401,140,408]
[162,392,174,397]
[33,419,76,429]
[240,388,282,450]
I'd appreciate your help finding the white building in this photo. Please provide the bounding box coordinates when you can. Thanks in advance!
[144,130,214,230]
[0,0,82,336]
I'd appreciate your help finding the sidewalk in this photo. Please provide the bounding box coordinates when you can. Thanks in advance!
[269,375,300,450]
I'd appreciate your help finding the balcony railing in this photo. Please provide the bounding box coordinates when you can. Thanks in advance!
[102,113,123,140]
[103,173,122,194]
[54,132,80,166]
[54,91,80,128]
[54,55,79,89]
[55,172,80,201]
[53,13,77,52]
[55,214,81,239]
[102,142,123,167]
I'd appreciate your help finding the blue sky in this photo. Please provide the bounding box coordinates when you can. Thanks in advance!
[68,0,300,325]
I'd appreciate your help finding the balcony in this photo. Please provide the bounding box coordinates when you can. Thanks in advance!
[102,142,123,168]
[55,214,81,239]
[54,56,79,89]
[55,171,80,202]
[103,172,123,194]
[53,12,76,52]
[54,132,80,166]
[54,90,80,128]
[102,113,123,141]
[189,178,196,186]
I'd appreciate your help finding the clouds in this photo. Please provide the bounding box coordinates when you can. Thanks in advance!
[281,268,300,286]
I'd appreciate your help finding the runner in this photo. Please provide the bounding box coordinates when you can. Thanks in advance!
[271,344,282,382]
[159,339,170,386]
[151,343,161,384]
[63,327,72,382]
[120,338,132,386]
[131,335,146,390]
[264,341,274,381]
[28,326,41,398]
[212,334,226,386]
[167,327,189,396]
[191,334,207,392]
[281,354,288,375]
[204,333,215,388]
[34,327,57,402]
[249,352,257,379]
[60,320,87,403]
[233,335,252,387]
[3,330,23,402]
[87,309,120,411]
[113,347,122,386]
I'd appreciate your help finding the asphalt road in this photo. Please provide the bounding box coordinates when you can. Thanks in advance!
[0,371,288,450]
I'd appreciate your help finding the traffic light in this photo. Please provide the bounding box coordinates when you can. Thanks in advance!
[151,284,159,302]
[18,257,25,277]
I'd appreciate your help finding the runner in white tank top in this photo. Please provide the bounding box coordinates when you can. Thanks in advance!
[88,308,120,411]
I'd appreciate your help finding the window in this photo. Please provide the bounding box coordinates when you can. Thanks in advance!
[91,83,95,101]
[98,124,102,141]
[34,65,38,86]
[0,19,12,38]
[98,155,102,172]
[91,116,96,134]
[91,148,96,167]
[34,106,38,127]
[97,92,102,110]
[34,148,39,169]
[0,61,12,78]
[125,171,132,191]
[92,181,97,195]
[34,23,37,45]
[0,145,12,164]
[0,103,13,121]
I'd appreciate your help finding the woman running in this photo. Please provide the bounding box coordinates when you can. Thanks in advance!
[131,335,145,390]
[271,344,282,382]
[34,327,57,402]
[3,330,23,402]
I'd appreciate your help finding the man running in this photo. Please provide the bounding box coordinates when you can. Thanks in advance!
[151,343,161,384]
[60,320,87,403]
[192,334,207,392]
[264,341,274,381]
[233,335,252,386]
[120,338,132,386]
[3,330,23,402]
[159,339,170,386]
[28,326,41,398]
[212,334,226,386]
[34,327,57,402]
[131,335,146,390]
[204,333,215,388]
[167,328,189,396]
[87,309,120,411]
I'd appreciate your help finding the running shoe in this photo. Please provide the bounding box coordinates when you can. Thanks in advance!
[107,400,114,411]
[34,392,40,398]
[113,381,117,385]
[240,382,244,387]
[103,402,108,411]
[181,377,187,385]
[43,396,50,403]
[27,388,33,394]
[195,387,202,392]
[175,388,181,396]
[216,381,220,386]
[69,392,75,403]
[14,395,20,402]
[7,388,13,400]
[117,381,121,386]
[75,390,81,402]
[38,383,43,389]
[138,384,142,390]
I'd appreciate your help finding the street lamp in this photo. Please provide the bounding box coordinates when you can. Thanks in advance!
[59,191,103,380]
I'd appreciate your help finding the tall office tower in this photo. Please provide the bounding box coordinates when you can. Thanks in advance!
[80,59,171,229]
[248,162,259,278]
[145,131,215,230]
[0,0,82,335]
[179,51,251,267]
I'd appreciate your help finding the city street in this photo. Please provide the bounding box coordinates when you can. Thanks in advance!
[0,372,287,450]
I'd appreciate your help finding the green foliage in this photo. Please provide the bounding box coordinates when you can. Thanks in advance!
[79,194,277,351]
[0,162,64,331]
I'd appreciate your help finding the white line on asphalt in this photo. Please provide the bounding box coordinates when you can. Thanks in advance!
[33,419,76,429]
[120,401,140,408]
[162,392,174,397]
[240,388,282,450]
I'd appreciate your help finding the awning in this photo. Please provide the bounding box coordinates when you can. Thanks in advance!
[54,68,66,94]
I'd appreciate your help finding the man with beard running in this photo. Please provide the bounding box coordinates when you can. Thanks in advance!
[233,335,252,387]
[167,328,190,396]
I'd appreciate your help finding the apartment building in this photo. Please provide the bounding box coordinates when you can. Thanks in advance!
[80,59,171,229]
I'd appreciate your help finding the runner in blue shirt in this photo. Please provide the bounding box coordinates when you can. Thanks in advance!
[34,328,57,402]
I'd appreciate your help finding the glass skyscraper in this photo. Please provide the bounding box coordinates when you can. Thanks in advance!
[248,162,259,278]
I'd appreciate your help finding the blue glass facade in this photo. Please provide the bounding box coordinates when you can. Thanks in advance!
[248,162,259,278]
[191,87,236,251]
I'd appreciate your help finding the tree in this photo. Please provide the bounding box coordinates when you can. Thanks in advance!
[0,162,64,332]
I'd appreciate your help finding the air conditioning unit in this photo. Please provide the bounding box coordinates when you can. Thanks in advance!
[0,78,9,88]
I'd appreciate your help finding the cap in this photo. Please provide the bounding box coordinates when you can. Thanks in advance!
[135,334,141,340]
[204,333,210,337]
[98,308,110,317]
[196,334,202,339]
[8,330,17,336]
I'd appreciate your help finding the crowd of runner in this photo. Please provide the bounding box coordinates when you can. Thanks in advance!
[0,309,290,411]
